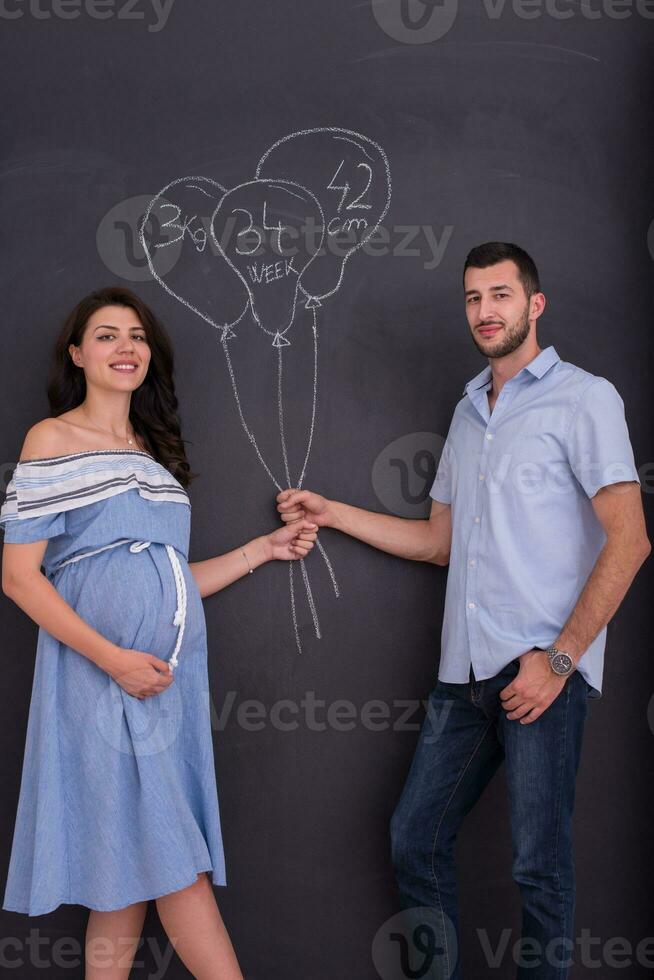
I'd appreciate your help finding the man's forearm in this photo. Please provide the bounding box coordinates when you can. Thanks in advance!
[325,500,447,564]
[555,534,651,661]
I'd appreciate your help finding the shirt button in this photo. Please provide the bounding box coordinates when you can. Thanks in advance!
[474,516,480,523]
[479,473,485,481]
[486,433,493,441]
[468,602,476,609]
[469,559,476,567]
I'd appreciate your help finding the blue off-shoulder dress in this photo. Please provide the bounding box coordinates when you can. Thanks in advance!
[0,449,227,916]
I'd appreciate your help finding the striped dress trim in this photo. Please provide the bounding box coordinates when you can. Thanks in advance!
[0,450,190,523]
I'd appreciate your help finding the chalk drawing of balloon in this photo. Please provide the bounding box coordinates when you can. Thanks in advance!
[210,179,325,347]
[140,176,250,337]
[255,128,392,303]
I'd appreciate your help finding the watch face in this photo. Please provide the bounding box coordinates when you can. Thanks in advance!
[551,653,573,675]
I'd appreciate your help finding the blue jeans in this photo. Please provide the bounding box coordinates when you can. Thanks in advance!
[390,658,590,979]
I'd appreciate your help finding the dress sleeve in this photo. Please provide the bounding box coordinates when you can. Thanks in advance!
[0,473,66,544]
[1,510,67,544]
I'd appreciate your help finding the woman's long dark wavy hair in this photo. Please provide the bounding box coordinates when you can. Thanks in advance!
[46,286,199,489]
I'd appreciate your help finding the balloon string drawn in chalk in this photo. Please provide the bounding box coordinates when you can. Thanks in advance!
[139,128,392,653]
[218,301,339,652]
[208,176,336,650]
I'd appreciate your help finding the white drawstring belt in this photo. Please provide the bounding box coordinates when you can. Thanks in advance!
[56,539,187,669]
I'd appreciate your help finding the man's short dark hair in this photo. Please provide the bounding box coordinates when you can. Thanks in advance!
[463,242,540,298]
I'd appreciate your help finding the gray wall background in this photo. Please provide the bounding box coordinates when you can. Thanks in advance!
[1,2,653,977]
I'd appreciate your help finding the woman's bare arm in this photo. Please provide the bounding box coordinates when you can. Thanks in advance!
[2,542,122,674]
[189,520,319,599]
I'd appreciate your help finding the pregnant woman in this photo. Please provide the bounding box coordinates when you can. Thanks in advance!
[0,286,318,979]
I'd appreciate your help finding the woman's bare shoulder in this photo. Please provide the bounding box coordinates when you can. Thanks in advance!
[18,415,150,461]
[18,418,71,463]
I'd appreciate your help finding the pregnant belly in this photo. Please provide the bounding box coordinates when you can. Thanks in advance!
[54,541,205,660]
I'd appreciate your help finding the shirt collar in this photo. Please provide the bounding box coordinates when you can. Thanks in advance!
[462,345,560,395]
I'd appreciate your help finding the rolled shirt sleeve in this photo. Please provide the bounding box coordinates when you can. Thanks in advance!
[566,377,640,499]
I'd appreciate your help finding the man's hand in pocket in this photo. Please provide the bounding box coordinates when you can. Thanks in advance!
[499,648,568,725]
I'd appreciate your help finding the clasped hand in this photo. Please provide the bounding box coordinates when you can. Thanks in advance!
[266,518,318,560]
[276,488,329,526]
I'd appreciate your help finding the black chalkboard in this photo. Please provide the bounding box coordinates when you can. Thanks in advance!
[1,3,653,978]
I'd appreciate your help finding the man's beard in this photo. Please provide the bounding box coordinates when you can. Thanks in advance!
[472,304,531,358]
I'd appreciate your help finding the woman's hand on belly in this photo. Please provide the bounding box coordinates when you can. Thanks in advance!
[104,647,175,700]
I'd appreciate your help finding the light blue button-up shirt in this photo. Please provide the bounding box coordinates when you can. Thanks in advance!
[429,345,640,697]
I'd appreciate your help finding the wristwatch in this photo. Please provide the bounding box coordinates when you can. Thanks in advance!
[545,644,576,677]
